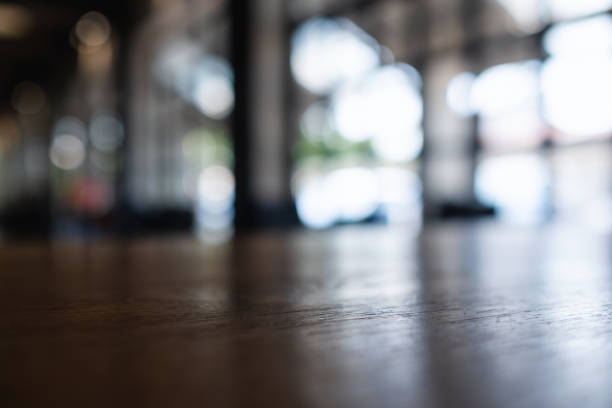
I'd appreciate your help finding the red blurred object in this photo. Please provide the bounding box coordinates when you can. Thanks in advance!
[67,177,113,217]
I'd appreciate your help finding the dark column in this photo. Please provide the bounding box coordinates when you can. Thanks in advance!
[230,0,298,231]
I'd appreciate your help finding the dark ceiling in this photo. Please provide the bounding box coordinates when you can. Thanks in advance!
[0,0,149,107]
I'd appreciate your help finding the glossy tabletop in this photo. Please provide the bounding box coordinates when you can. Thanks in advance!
[1,222,611,407]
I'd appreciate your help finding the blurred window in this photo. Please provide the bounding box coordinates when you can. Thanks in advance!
[290,15,423,229]
[128,2,234,239]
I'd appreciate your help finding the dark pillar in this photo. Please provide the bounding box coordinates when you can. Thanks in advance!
[230,0,298,231]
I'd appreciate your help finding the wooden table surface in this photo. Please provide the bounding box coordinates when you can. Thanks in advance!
[1,222,611,407]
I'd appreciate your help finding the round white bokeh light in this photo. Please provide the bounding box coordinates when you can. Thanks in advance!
[291,17,379,94]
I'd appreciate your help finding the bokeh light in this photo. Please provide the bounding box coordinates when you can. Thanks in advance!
[469,60,543,150]
[90,113,124,152]
[68,177,113,216]
[470,60,540,117]
[371,128,423,163]
[497,0,612,31]
[540,14,612,140]
[331,63,423,159]
[294,165,422,229]
[50,117,87,171]
[541,56,612,139]
[295,176,338,229]
[196,165,235,230]
[155,43,234,120]
[0,4,33,39]
[180,127,234,233]
[291,18,424,229]
[291,17,380,94]
[75,11,111,47]
[50,134,86,171]
[198,165,235,214]
[296,167,379,229]
[192,58,234,119]
[327,167,379,221]
[547,0,612,21]
[544,14,612,56]
[475,154,549,222]
[155,39,200,86]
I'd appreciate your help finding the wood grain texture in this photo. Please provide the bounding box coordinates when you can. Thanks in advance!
[1,222,611,407]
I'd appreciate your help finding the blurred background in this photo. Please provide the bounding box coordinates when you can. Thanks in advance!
[0,0,611,241]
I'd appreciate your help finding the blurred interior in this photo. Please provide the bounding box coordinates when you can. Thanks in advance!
[3,2,612,406]
[1,0,611,241]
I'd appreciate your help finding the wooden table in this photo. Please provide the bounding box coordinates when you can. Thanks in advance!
[1,222,611,407]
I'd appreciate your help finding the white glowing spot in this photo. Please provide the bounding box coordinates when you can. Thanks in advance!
[446,72,475,116]
[470,60,543,149]
[291,17,379,94]
[50,134,86,170]
[296,167,379,228]
[193,75,234,119]
[547,0,612,21]
[198,165,235,214]
[75,11,111,47]
[331,64,423,151]
[541,16,612,138]
[475,154,548,223]
[544,14,612,56]
[295,178,338,229]
[327,168,379,220]
[372,128,423,163]
[541,56,612,138]
[196,165,235,231]
[51,116,87,170]
[470,60,540,117]
[331,83,372,142]
[90,114,123,152]
[188,55,234,119]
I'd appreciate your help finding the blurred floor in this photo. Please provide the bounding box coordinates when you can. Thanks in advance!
[1,221,611,407]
